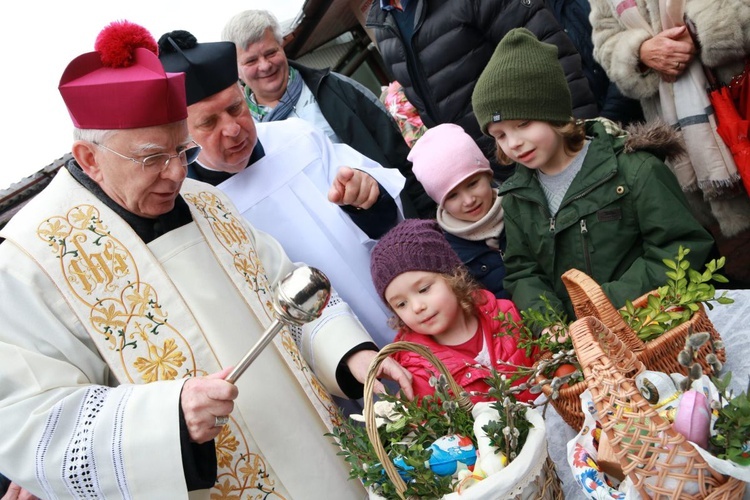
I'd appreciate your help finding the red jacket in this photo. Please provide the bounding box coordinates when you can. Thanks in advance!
[391,290,537,403]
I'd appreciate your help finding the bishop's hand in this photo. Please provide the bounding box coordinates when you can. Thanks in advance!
[180,366,238,443]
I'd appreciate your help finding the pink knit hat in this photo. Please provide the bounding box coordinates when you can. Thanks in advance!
[409,123,492,206]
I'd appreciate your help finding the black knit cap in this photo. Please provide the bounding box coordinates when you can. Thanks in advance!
[370,219,463,302]
[472,28,572,136]
[158,30,238,105]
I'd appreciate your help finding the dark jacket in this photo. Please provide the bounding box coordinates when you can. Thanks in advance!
[391,290,536,403]
[544,0,644,125]
[291,61,435,218]
[366,0,598,179]
[445,231,509,300]
[499,121,715,319]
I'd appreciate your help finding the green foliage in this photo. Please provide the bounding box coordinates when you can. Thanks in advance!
[483,371,532,461]
[619,246,733,341]
[327,369,543,498]
[519,294,573,355]
[326,375,476,499]
[496,296,583,388]
[709,372,750,466]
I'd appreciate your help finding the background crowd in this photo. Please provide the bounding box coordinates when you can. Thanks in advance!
[0,0,748,498]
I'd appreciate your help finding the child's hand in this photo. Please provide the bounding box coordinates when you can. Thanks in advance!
[376,357,415,400]
[346,350,414,400]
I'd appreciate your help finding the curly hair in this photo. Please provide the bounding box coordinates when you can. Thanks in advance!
[494,119,586,166]
[387,267,485,331]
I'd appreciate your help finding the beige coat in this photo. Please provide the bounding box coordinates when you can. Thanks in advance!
[590,0,748,107]
[590,0,750,236]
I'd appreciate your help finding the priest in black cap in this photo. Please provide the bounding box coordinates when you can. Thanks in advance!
[158,30,407,352]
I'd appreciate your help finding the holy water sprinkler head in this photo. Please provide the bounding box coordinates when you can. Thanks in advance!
[273,265,331,325]
[224,265,331,385]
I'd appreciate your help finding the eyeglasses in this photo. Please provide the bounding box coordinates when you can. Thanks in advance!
[95,141,202,172]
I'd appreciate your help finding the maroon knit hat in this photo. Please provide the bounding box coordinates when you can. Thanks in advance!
[370,219,463,302]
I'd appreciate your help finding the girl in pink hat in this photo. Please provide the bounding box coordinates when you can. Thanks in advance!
[409,123,508,299]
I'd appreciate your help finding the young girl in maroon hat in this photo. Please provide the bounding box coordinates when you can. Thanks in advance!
[370,219,536,403]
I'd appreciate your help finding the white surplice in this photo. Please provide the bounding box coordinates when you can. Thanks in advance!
[219,117,405,348]
[0,168,368,499]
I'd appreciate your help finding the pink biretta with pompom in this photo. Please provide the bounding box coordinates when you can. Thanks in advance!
[59,20,187,130]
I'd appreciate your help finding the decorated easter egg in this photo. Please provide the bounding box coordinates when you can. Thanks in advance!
[427,434,477,476]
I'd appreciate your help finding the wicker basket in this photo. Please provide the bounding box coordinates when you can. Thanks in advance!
[561,268,725,374]
[569,316,746,499]
[535,353,589,430]
[363,341,563,500]
[543,269,727,430]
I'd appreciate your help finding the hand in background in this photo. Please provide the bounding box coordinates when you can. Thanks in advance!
[542,324,569,344]
[1,483,39,500]
[639,25,696,82]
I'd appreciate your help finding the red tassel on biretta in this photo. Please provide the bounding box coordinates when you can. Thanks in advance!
[95,20,159,68]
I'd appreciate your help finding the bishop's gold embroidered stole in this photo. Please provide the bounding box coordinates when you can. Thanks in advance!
[6,171,341,499]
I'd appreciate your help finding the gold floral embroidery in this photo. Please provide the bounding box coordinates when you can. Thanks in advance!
[210,479,239,500]
[310,374,332,406]
[236,454,282,498]
[280,331,306,372]
[215,425,240,468]
[37,218,69,254]
[90,303,128,349]
[69,205,100,229]
[133,338,187,382]
[36,204,196,384]
[36,197,281,498]
[212,421,281,499]
[124,284,154,317]
[237,455,262,486]
[235,254,263,293]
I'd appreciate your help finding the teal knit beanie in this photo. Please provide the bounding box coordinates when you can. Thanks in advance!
[472,28,572,136]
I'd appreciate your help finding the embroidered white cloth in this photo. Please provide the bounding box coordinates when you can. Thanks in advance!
[0,169,369,499]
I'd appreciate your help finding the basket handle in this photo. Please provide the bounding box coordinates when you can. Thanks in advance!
[569,316,644,381]
[363,341,473,499]
[561,269,645,353]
